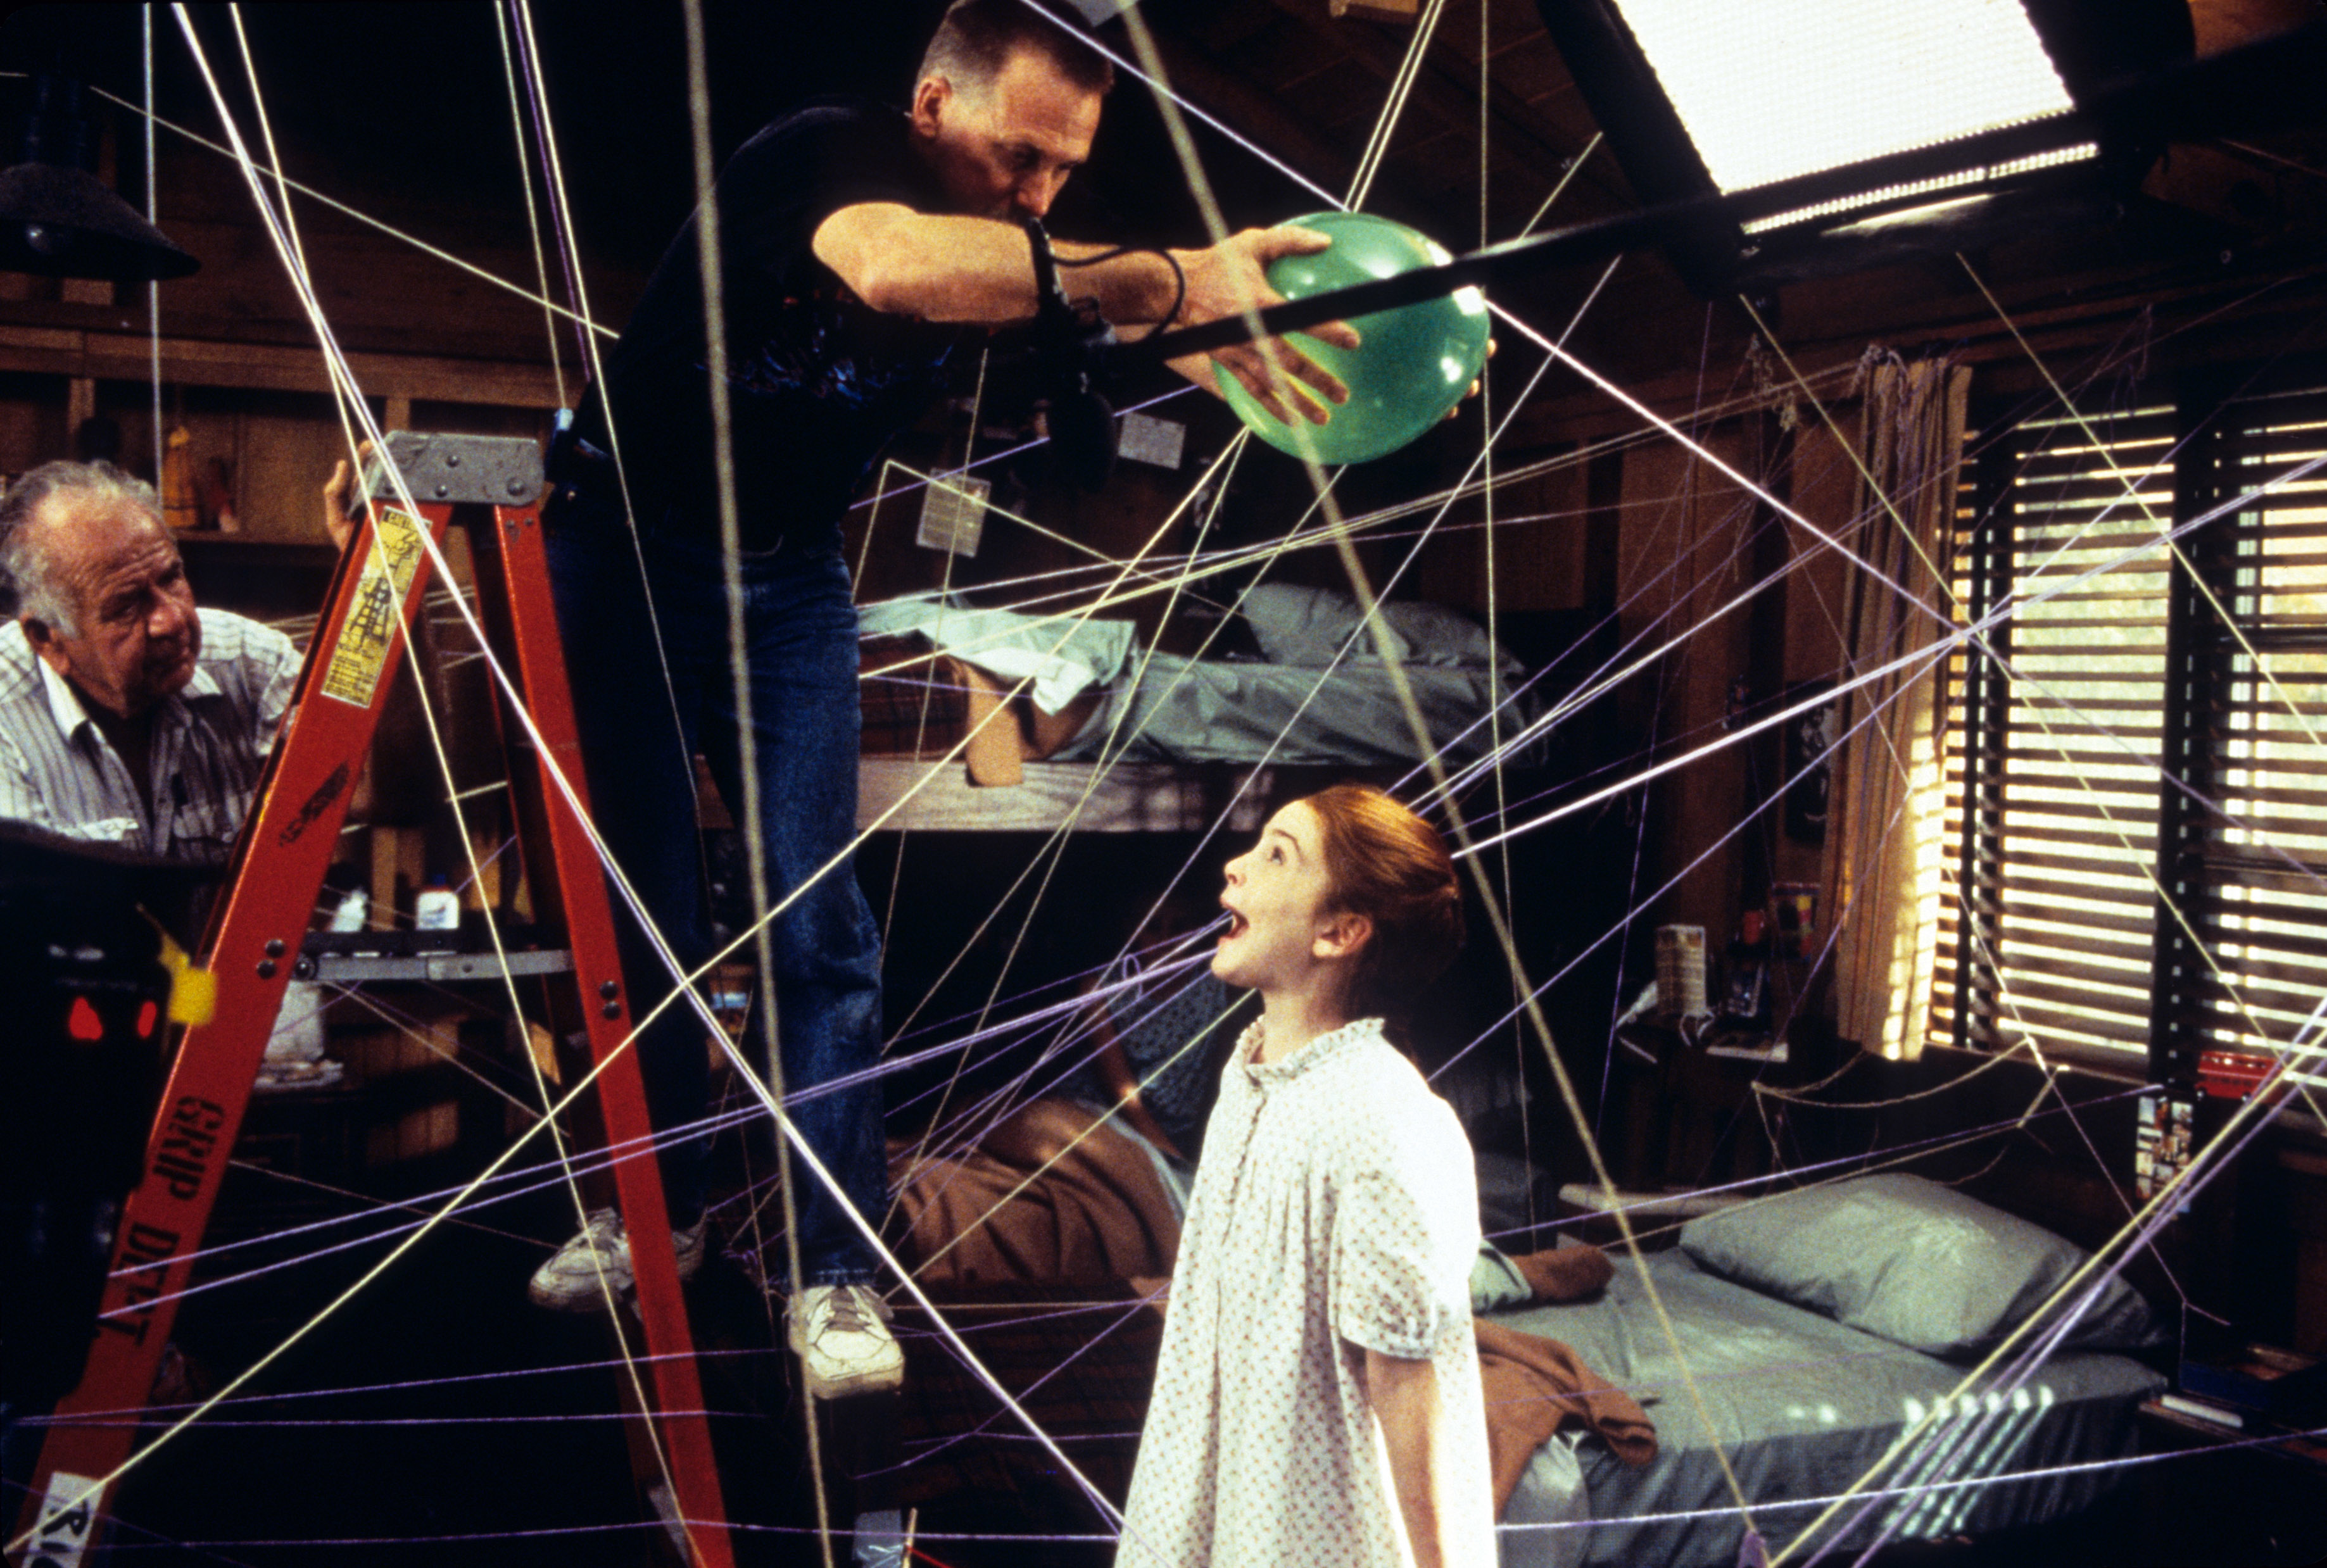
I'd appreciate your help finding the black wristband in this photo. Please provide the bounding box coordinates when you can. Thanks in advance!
[1050,241,1187,333]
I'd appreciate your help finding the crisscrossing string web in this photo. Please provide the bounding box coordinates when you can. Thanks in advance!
[6,4,2326,1567]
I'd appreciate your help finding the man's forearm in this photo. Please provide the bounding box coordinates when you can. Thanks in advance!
[1363,1345,1460,1568]
[813,204,1178,326]
[817,206,1355,424]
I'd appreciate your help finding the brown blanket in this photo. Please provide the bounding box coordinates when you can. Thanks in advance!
[892,1100,1182,1287]
[1474,1243,1656,1510]
[896,1112,1652,1512]
[1475,1317,1658,1509]
[1510,1239,1617,1301]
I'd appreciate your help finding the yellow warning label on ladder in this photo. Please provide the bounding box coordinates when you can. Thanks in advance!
[320,507,426,708]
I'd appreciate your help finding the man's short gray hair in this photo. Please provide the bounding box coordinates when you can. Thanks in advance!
[0,460,165,637]
[918,0,1113,98]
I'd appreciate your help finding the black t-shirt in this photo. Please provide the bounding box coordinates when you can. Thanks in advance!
[575,97,964,550]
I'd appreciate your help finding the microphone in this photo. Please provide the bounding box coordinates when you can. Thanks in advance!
[1020,216,1119,493]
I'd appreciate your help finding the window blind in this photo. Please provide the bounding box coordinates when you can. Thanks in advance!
[2154,386,2327,1085]
[1935,402,2177,1057]
[1935,373,2327,1087]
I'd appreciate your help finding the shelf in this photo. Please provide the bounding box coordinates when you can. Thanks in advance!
[299,948,571,984]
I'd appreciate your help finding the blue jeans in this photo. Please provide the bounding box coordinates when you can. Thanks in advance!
[543,493,884,1287]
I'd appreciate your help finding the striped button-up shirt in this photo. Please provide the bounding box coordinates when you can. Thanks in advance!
[0,608,299,863]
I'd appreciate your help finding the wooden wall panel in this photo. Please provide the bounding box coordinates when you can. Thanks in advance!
[0,369,69,477]
[1460,446,1592,613]
[230,391,362,544]
[1617,427,1760,942]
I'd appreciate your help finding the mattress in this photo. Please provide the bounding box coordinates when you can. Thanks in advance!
[859,594,1544,771]
[1492,1248,2165,1568]
[1056,652,1546,768]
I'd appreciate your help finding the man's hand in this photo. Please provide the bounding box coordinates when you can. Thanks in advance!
[1166,225,1359,427]
[322,441,373,554]
[1446,336,1496,420]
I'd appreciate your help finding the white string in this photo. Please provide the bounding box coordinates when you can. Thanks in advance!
[143,9,162,483]
[494,1,569,409]
[220,4,374,540]
[89,82,617,341]
[1018,0,1347,212]
[1346,0,1451,211]
[671,1,829,1560]
[508,0,703,917]
[42,11,2316,1557]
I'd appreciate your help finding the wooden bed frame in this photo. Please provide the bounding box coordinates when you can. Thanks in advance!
[856,756,1275,834]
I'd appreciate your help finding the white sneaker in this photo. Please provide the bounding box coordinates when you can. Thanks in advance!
[786,1283,903,1399]
[527,1207,707,1310]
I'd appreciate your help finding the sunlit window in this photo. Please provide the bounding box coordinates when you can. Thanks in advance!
[1933,375,2327,1086]
[1615,0,2079,196]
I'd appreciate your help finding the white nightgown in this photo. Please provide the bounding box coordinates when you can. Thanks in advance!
[1118,1017,1495,1568]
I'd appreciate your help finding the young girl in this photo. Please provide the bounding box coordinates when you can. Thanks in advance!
[1119,785,1494,1568]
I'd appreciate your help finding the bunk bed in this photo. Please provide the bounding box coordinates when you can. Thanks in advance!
[853,584,1567,833]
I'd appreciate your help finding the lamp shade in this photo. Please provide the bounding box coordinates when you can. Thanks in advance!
[0,160,198,281]
[0,72,198,283]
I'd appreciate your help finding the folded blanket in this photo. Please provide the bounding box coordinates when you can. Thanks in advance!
[1512,1240,1615,1302]
[1475,1319,1657,1510]
[1474,1243,1655,1512]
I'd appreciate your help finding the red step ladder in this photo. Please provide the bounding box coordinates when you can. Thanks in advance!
[10,433,734,1568]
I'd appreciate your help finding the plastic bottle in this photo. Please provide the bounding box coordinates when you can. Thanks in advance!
[1720,910,1772,1031]
[415,875,460,932]
[328,886,368,932]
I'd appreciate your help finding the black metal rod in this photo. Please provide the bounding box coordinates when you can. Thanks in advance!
[1119,19,2326,368]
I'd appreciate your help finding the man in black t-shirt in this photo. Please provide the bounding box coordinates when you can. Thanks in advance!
[534,0,1356,1400]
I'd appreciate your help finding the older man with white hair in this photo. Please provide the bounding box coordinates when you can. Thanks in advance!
[0,460,299,862]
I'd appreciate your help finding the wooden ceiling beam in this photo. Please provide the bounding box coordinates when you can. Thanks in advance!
[1260,0,1629,227]
[1143,28,1366,203]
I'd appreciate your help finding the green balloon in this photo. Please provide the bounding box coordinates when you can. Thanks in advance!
[1214,211,1490,466]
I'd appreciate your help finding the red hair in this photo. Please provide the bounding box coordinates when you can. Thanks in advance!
[1303,784,1464,1021]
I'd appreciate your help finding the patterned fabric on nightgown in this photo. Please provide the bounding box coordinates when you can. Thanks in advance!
[1118,1016,1495,1568]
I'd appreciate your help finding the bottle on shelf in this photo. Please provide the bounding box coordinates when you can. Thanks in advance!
[1719,910,1772,1032]
[414,874,461,933]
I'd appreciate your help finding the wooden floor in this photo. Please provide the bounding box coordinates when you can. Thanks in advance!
[58,1146,1137,1567]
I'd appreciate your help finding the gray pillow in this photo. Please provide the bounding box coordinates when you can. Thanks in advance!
[1377,598,1521,674]
[1238,583,1409,666]
[1676,1172,2159,1358]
